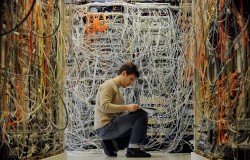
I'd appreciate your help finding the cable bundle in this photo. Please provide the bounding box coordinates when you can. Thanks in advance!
[65,2,193,152]
[0,0,67,159]
[182,0,250,159]
[85,13,107,34]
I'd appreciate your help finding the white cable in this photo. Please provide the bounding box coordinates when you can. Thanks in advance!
[65,2,192,152]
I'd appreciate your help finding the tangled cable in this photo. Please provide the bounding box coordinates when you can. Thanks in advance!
[0,0,67,159]
[65,2,193,153]
[182,0,250,159]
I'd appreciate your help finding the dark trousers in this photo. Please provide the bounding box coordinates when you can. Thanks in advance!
[96,109,148,149]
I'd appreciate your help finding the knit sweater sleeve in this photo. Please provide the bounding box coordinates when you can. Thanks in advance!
[98,81,126,113]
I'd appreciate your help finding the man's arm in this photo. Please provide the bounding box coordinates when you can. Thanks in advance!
[99,85,126,113]
[99,85,139,113]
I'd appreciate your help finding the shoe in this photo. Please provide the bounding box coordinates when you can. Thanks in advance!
[101,140,117,157]
[126,148,151,157]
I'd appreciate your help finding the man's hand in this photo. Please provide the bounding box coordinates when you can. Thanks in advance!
[125,104,140,112]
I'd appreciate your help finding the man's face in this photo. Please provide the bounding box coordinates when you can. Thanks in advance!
[121,72,137,88]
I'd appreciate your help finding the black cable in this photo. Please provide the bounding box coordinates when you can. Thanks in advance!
[32,5,61,38]
[0,0,36,37]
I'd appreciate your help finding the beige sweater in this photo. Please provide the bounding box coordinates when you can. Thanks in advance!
[94,79,127,130]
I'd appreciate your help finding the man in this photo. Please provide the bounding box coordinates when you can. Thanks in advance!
[94,62,151,157]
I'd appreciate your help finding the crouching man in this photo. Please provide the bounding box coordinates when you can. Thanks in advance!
[94,62,151,157]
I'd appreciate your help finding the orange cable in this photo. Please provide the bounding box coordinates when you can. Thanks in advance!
[95,13,107,32]
[85,14,96,34]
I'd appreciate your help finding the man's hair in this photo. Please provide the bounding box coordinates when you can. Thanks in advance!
[117,62,140,78]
